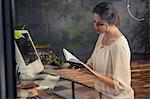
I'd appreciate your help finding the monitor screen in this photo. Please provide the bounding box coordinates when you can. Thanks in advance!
[15,33,38,65]
[15,30,44,77]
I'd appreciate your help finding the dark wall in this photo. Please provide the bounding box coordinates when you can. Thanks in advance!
[15,0,149,61]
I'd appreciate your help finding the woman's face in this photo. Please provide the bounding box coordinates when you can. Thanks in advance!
[93,13,107,34]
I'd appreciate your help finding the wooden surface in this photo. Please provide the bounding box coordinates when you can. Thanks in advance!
[131,61,150,99]
[56,68,95,88]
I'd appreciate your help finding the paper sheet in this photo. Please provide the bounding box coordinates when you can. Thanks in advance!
[63,48,97,76]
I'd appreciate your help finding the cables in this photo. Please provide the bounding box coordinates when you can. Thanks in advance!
[127,0,145,21]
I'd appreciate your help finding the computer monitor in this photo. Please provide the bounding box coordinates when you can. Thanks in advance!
[15,30,44,78]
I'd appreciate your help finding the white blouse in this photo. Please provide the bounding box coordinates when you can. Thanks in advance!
[86,33,134,99]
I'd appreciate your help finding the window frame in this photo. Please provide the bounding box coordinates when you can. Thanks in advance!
[0,0,16,98]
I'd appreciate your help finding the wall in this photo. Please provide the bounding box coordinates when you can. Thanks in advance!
[15,0,149,61]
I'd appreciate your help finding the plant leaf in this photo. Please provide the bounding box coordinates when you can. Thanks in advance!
[15,30,25,39]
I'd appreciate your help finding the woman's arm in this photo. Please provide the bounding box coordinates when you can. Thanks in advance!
[94,70,115,89]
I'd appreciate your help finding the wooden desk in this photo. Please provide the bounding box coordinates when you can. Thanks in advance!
[56,68,95,99]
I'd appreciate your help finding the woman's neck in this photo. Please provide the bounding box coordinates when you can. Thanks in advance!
[105,25,122,38]
[102,26,123,46]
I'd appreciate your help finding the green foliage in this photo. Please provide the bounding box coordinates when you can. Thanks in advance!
[14,25,26,39]
[52,57,66,66]
[38,50,67,66]
[14,30,25,39]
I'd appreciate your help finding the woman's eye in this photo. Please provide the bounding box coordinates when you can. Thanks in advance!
[99,24,104,26]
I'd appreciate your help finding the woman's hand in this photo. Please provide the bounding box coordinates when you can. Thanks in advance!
[92,70,115,89]
[86,64,93,69]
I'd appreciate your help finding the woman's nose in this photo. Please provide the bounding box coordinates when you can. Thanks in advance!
[94,25,99,30]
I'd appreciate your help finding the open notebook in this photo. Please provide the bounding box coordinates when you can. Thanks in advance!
[63,48,97,76]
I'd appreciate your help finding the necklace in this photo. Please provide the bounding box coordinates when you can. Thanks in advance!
[99,34,123,49]
[100,43,105,49]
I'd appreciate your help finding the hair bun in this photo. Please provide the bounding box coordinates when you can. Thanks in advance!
[93,2,119,25]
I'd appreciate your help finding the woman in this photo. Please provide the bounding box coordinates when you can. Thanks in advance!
[86,2,134,99]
